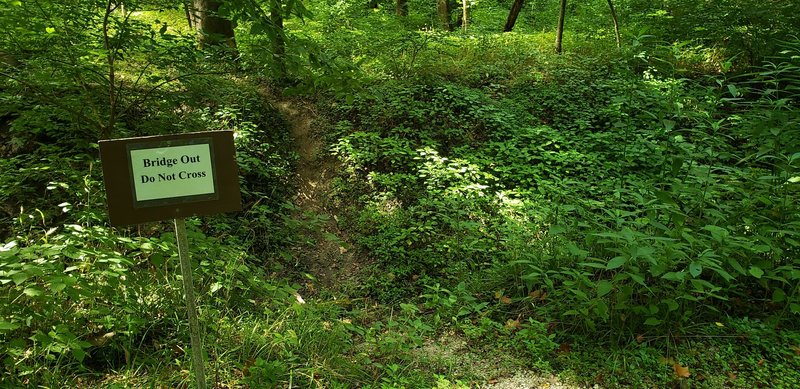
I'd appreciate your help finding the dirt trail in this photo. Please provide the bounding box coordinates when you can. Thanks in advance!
[275,99,363,289]
[275,98,576,388]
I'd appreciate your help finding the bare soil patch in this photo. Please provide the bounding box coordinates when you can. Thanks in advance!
[275,98,364,289]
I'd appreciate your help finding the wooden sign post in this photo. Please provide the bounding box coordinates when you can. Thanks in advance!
[99,131,242,389]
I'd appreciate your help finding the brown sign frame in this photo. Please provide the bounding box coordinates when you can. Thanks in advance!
[100,131,242,226]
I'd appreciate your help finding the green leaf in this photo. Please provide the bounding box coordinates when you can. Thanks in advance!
[210,282,223,294]
[570,288,589,301]
[595,300,609,320]
[627,272,646,286]
[23,287,44,297]
[727,258,746,275]
[751,244,771,253]
[772,288,786,303]
[727,84,740,97]
[566,243,589,259]
[663,299,679,312]
[597,280,613,297]
[0,320,20,332]
[748,266,764,279]
[606,256,627,270]
[689,262,702,277]
[702,225,728,242]
[548,225,566,235]
[661,272,686,282]
[11,271,29,285]
[790,303,800,314]
[45,27,56,34]
[644,317,662,326]
[72,347,86,362]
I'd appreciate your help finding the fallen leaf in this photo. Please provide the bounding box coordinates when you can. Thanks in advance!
[727,372,737,380]
[757,358,765,366]
[494,291,503,299]
[557,342,571,354]
[673,363,690,378]
[305,282,316,293]
[529,289,548,301]
[243,358,255,376]
[790,345,800,355]
[488,379,498,384]
[594,373,605,384]
[500,296,512,304]
[635,334,645,343]
[504,319,520,330]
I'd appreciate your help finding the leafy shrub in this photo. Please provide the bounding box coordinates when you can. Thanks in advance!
[330,48,800,334]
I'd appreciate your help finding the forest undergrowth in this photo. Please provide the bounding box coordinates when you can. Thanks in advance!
[1,0,800,388]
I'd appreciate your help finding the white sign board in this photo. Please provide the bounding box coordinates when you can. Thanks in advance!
[129,143,215,202]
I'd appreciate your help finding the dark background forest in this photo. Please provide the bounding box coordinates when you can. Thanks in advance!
[1,0,799,387]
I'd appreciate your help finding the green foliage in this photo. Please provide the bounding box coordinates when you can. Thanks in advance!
[329,38,800,335]
[3,0,800,386]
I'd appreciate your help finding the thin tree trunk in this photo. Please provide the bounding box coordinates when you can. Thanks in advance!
[102,0,118,139]
[504,0,525,32]
[462,0,468,32]
[437,0,452,31]
[396,0,407,16]
[607,0,621,48]
[554,0,566,54]
[270,0,286,76]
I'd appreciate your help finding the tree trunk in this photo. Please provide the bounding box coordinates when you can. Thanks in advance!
[504,0,524,32]
[554,0,566,54]
[396,0,407,16]
[607,0,621,48]
[368,0,378,8]
[193,0,236,48]
[437,0,452,31]
[461,0,468,32]
[270,0,286,76]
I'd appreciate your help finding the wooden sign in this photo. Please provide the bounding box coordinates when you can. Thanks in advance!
[99,131,241,226]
